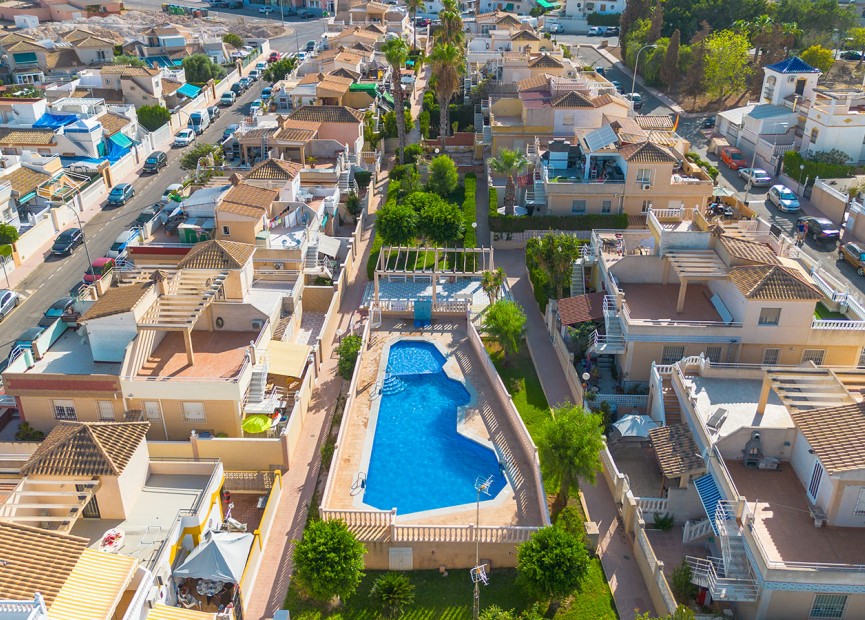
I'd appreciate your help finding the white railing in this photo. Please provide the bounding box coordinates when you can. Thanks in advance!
[320,507,396,527]
[593,393,649,410]
[637,497,669,517]
[684,556,760,602]
[120,568,153,620]
[683,518,713,543]
[393,524,538,544]
[812,319,865,330]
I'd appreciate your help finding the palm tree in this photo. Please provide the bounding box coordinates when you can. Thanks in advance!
[382,37,410,163]
[481,268,506,305]
[489,148,528,216]
[536,233,581,300]
[406,0,425,49]
[438,0,465,46]
[538,403,605,519]
[430,42,464,143]
[370,573,416,618]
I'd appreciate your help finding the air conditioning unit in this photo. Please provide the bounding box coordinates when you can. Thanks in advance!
[642,183,651,190]
[251,319,265,330]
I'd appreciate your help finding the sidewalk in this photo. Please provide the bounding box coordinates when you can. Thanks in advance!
[244,170,384,620]
[496,249,659,619]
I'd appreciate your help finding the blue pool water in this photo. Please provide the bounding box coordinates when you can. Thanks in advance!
[364,340,506,514]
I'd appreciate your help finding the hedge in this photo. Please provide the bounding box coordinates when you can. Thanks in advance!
[490,213,628,233]
[367,232,384,280]
[463,173,477,248]
[489,187,498,218]
[783,150,854,187]
[587,13,621,26]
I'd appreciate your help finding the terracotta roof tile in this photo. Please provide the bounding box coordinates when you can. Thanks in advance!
[244,158,303,180]
[21,421,150,477]
[161,80,182,95]
[330,67,361,80]
[592,94,617,107]
[72,35,114,49]
[512,29,541,42]
[98,112,132,136]
[334,51,364,64]
[219,201,265,218]
[728,265,822,300]
[529,53,563,69]
[618,141,677,163]
[80,282,153,321]
[556,292,606,326]
[2,165,51,196]
[0,522,88,606]
[551,90,595,108]
[517,73,552,92]
[635,115,675,130]
[0,128,56,146]
[790,402,865,473]
[6,40,46,53]
[649,424,706,478]
[44,48,82,71]
[718,235,779,266]
[177,239,255,269]
[222,182,278,209]
[288,105,363,123]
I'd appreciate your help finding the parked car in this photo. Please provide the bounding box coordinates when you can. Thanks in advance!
[306,40,316,52]
[207,105,221,121]
[51,228,83,256]
[248,69,261,81]
[595,66,606,76]
[298,9,314,17]
[222,124,240,142]
[227,0,242,7]
[624,92,643,110]
[587,26,603,36]
[107,183,135,206]
[798,216,840,243]
[269,51,281,62]
[250,99,263,114]
[738,167,772,186]
[174,128,196,147]
[546,23,563,34]
[162,183,184,204]
[37,297,75,328]
[106,229,141,259]
[0,289,20,321]
[258,5,273,13]
[134,204,162,226]
[767,184,801,212]
[84,257,115,284]
[142,150,167,173]
[841,51,863,60]
[12,328,44,356]
[255,61,267,71]
[261,86,273,101]
[187,109,210,135]
[415,17,431,27]
[839,242,865,275]
[701,116,716,129]
[230,82,244,96]
[238,77,252,89]
[220,91,236,106]
[295,51,307,62]
[720,147,746,170]
[610,80,623,93]
[606,26,619,36]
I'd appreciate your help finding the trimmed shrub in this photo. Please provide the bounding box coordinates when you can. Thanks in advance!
[783,150,854,186]
[354,170,372,189]
[587,12,621,26]
[463,173,477,248]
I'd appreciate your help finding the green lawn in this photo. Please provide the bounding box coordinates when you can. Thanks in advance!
[485,342,550,443]
[814,302,847,320]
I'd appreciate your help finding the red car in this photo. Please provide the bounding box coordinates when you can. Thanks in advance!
[268,51,281,63]
[720,147,746,170]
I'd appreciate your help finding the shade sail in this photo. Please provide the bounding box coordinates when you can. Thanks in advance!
[173,531,254,583]
[242,414,272,434]
[712,186,735,197]
[34,113,78,129]
[318,234,341,258]
[268,340,312,378]
[109,132,134,149]
[177,83,202,98]
[612,414,659,438]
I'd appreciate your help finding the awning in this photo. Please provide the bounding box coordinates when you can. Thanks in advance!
[268,340,312,378]
[173,531,254,583]
[694,473,727,535]
[50,550,137,620]
[177,83,202,98]
[318,234,341,258]
[109,132,134,149]
[537,0,559,6]
[147,604,218,620]
[17,190,36,204]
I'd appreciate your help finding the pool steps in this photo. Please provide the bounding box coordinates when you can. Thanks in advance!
[380,374,406,395]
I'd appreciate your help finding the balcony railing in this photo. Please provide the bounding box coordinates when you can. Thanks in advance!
[685,556,760,602]
[621,300,743,329]
[812,319,865,330]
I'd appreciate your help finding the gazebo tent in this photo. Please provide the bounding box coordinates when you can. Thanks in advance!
[174,531,254,583]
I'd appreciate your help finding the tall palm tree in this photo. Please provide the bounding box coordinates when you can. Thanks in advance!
[489,148,528,216]
[406,0,425,49]
[438,0,465,46]
[481,268,506,305]
[382,37,410,163]
[430,42,464,143]
[536,233,582,299]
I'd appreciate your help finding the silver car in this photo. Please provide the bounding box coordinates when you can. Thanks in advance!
[0,289,20,320]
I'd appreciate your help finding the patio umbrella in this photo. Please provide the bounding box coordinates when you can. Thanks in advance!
[712,186,735,197]
[242,414,271,434]
[612,414,660,438]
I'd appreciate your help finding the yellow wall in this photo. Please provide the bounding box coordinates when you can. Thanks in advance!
[126,398,243,440]
[18,395,122,434]
[302,285,335,312]
[762,591,865,620]
[217,213,264,246]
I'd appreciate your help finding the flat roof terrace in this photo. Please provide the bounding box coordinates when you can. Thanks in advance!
[620,283,723,323]
[684,376,792,435]
[25,329,121,376]
[136,331,259,379]
[728,464,865,566]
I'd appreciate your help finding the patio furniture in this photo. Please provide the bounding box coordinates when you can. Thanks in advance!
[196,579,225,597]
[179,591,202,609]
[706,407,728,433]
[98,528,125,553]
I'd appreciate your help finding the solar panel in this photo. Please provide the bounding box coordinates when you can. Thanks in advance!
[584,124,618,152]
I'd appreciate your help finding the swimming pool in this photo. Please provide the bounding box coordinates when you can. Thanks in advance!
[363,340,506,514]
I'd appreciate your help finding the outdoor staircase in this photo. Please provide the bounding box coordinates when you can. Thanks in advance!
[682,517,713,543]
[662,379,682,425]
[305,243,319,269]
[248,365,268,403]
[570,247,596,296]
[586,295,626,356]
[339,169,352,192]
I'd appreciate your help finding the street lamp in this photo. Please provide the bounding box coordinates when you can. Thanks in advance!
[743,121,787,205]
[64,203,93,273]
[799,163,806,187]
[630,44,657,101]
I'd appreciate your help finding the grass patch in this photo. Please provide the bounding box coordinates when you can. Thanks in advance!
[815,302,847,320]
[485,342,549,443]
[556,560,618,620]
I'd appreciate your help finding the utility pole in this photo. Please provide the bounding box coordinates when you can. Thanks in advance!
[471,475,493,620]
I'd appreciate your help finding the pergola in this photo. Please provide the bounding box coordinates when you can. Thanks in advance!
[373,246,494,305]
[0,478,98,533]
[757,366,855,415]
[662,250,728,313]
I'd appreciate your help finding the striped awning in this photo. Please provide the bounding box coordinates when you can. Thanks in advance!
[177,83,202,99]
[694,473,727,535]
[147,605,217,620]
[49,549,138,620]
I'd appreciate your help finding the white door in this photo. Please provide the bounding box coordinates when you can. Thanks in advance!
[389,547,413,571]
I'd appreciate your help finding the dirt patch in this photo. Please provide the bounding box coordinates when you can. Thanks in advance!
[819,58,865,89]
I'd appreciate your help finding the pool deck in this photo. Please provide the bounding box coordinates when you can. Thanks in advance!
[324,318,545,530]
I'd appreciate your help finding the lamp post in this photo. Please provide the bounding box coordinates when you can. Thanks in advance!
[630,44,657,102]
[744,121,787,205]
[64,203,93,273]
[799,163,806,187]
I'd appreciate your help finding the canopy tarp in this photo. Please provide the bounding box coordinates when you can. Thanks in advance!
[712,186,735,197]
[104,138,130,163]
[612,414,659,438]
[318,234,341,258]
[109,132,134,149]
[349,82,378,94]
[177,83,202,98]
[242,414,272,434]
[536,0,559,7]
[173,531,254,583]
[268,340,312,378]
[33,113,79,129]
[50,550,137,620]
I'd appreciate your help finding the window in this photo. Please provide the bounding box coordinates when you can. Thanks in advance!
[810,594,847,619]
[144,401,162,421]
[181,402,206,423]
[600,3,606,9]
[809,461,824,501]
[221,225,230,236]
[854,488,865,516]
[636,168,652,183]
[661,346,685,365]
[96,400,115,422]
[810,127,820,143]
[758,307,781,325]
[601,200,612,214]
[97,50,106,60]
[705,346,722,363]
[803,349,826,365]
[641,200,652,213]
[571,200,586,214]
[562,112,575,126]
[53,400,76,421]
[762,348,780,365]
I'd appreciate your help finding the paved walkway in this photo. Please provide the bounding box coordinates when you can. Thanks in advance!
[496,249,659,619]
[244,171,384,620]
[475,160,491,247]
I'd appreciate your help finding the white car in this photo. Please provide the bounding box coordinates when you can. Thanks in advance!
[738,167,772,187]
[259,6,273,13]
[174,128,195,147]
[767,184,801,212]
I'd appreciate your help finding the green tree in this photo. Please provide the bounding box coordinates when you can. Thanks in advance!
[419,109,430,138]
[222,33,244,49]
[539,403,604,518]
[0,223,20,246]
[635,605,697,620]
[369,572,416,618]
[345,190,362,222]
[481,268,506,305]
[438,0,465,45]
[533,233,583,300]
[427,154,458,197]
[660,29,681,88]
[430,42,464,141]
[406,0,425,48]
[800,44,835,73]
[703,30,750,99]
[179,143,223,170]
[481,300,526,358]
[382,38,410,163]
[292,519,366,602]
[403,191,447,214]
[516,526,591,615]
[849,27,865,65]
[419,200,464,245]
[489,148,528,216]
[647,4,663,43]
[137,104,171,132]
[336,334,362,380]
[263,56,298,82]
[619,0,650,45]
[376,201,418,245]
[114,54,145,67]
[182,53,225,83]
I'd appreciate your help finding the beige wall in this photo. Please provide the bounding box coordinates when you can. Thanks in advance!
[760,590,865,620]
[217,212,264,246]
[126,398,242,440]
[147,437,287,470]
[16,393,122,434]
[363,541,519,570]
[113,440,150,518]
[302,285,335,312]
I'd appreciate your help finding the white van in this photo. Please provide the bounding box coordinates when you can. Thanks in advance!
[188,109,211,135]
[588,26,606,36]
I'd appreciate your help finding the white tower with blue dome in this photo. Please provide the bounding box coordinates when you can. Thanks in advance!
[761,56,821,106]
